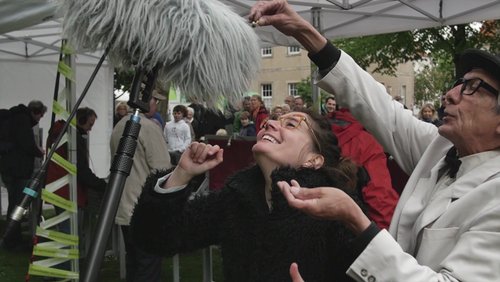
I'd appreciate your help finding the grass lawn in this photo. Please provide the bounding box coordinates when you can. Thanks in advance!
[0,218,224,281]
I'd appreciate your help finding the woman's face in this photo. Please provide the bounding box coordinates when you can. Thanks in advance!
[422,107,434,120]
[250,96,261,110]
[252,112,320,168]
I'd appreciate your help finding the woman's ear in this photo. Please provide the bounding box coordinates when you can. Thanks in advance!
[302,154,324,169]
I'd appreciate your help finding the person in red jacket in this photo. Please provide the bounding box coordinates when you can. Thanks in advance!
[325,96,399,229]
[250,94,269,130]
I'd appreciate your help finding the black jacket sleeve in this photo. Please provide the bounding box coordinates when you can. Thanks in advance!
[130,170,228,256]
[308,41,342,77]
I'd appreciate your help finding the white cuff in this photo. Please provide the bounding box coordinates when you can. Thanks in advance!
[154,173,187,194]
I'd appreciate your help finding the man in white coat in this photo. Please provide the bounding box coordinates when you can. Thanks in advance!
[250,1,500,281]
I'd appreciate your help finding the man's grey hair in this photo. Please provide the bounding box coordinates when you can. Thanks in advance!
[28,100,47,115]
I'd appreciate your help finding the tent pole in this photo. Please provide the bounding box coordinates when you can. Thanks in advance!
[311,7,322,113]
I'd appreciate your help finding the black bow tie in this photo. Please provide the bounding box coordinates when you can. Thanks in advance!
[444,146,462,179]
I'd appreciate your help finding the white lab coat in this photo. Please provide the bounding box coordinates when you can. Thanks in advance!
[317,51,500,282]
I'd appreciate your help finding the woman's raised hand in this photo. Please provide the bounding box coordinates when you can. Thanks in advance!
[165,142,223,188]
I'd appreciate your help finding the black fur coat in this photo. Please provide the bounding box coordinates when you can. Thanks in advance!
[131,165,364,282]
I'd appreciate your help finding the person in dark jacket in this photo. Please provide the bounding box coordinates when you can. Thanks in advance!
[131,109,366,282]
[46,107,107,210]
[45,107,107,267]
[419,103,443,127]
[188,101,226,140]
[0,100,46,250]
[238,111,256,136]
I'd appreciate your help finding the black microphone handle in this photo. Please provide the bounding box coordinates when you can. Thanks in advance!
[83,114,141,282]
[83,65,158,281]
[0,174,42,246]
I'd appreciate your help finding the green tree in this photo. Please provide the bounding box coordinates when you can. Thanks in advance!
[296,76,331,111]
[334,31,421,76]
[114,68,135,95]
[296,76,313,105]
[333,20,499,76]
[414,55,454,105]
[333,20,499,107]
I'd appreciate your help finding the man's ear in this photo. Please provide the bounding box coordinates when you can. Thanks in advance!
[496,116,500,135]
[302,154,324,169]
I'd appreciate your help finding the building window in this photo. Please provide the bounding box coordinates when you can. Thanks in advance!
[261,83,273,109]
[261,47,272,57]
[287,46,301,55]
[288,83,298,97]
[400,85,407,99]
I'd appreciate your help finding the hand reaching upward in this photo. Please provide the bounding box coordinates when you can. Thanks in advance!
[165,142,223,188]
[248,0,327,53]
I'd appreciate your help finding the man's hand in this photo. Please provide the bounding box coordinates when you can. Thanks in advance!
[277,180,371,235]
[249,0,305,36]
[248,0,327,53]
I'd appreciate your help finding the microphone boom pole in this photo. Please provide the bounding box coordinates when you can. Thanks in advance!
[83,65,160,282]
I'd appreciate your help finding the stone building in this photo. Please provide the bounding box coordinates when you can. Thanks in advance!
[248,46,415,109]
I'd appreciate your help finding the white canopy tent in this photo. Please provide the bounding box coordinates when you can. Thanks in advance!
[3,0,500,49]
[222,0,500,47]
[0,2,114,178]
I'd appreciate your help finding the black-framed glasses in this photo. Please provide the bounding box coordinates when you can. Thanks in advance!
[261,113,322,153]
[452,78,499,97]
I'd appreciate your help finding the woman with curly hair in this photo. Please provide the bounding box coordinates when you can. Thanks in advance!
[131,109,366,282]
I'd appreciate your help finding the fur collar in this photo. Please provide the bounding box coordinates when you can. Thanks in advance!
[223,165,349,215]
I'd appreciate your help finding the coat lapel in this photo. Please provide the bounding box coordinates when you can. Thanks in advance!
[450,154,500,200]
[411,180,453,252]
[402,161,448,253]
[409,153,500,254]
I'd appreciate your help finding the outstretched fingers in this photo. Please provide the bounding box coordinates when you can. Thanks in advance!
[248,0,288,26]
[289,263,305,282]
[277,180,321,211]
[279,180,325,199]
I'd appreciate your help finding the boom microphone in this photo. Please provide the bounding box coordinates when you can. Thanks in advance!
[59,0,262,105]
[58,0,263,280]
